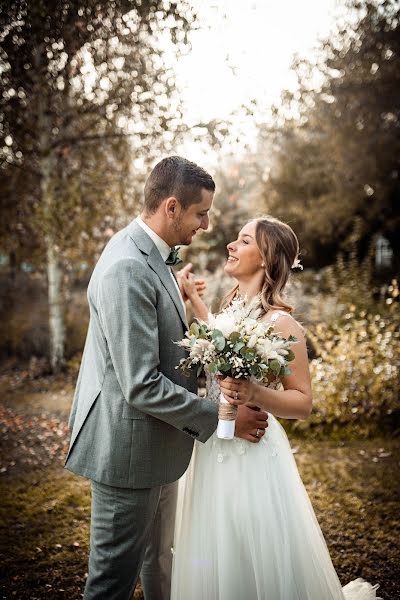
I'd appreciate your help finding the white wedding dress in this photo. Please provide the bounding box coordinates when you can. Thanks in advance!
[171,312,381,600]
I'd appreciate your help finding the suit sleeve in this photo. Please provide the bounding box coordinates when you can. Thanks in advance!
[97,257,217,443]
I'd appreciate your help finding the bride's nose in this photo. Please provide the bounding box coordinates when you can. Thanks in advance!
[227,240,237,252]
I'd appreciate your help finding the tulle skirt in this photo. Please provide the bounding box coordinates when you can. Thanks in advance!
[171,414,381,600]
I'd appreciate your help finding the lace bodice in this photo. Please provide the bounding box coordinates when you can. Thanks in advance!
[205,371,222,404]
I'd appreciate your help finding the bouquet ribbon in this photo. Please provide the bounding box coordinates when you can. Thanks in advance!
[217,393,237,439]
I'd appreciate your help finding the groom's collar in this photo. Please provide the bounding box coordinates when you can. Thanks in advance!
[127,219,158,257]
[135,216,171,262]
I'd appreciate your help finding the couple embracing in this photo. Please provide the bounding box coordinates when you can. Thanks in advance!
[65,157,380,600]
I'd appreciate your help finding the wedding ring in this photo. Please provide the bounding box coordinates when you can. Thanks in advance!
[256,428,261,438]
[235,391,239,401]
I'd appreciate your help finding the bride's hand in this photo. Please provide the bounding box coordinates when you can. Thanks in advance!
[181,272,198,300]
[178,265,209,322]
[176,263,206,302]
[218,376,257,407]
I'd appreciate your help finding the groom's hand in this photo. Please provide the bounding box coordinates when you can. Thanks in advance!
[235,404,268,443]
[176,263,206,301]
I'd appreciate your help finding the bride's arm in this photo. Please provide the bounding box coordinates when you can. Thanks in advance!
[219,315,312,420]
[180,272,209,322]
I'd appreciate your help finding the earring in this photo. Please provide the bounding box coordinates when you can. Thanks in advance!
[261,263,265,268]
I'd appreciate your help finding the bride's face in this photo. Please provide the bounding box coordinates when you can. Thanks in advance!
[224,221,264,279]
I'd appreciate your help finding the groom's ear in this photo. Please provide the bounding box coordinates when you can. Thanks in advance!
[165,196,179,219]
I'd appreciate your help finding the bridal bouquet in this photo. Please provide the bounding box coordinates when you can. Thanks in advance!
[176,296,297,439]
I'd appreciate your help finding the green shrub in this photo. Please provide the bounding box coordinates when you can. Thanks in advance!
[291,281,400,437]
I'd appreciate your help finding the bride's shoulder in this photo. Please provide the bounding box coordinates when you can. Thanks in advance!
[262,310,305,340]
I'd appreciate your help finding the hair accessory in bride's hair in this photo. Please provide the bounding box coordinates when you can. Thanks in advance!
[291,257,303,270]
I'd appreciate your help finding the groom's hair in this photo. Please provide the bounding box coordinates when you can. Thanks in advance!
[143,156,215,213]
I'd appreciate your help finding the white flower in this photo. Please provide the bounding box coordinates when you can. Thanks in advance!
[191,338,214,357]
[179,338,192,349]
[255,323,268,337]
[242,318,258,335]
[292,257,303,270]
[250,307,263,320]
[214,313,237,338]
[231,356,244,369]
[258,339,272,358]
[269,352,286,365]
[248,334,258,348]
[260,337,288,361]
[207,313,216,328]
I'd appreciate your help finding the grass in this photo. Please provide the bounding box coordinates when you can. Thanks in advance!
[0,467,90,599]
[0,371,399,599]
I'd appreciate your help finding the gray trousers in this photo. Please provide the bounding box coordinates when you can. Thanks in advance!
[84,479,178,600]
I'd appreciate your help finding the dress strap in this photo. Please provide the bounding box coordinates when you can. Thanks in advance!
[269,310,290,323]
[271,310,290,322]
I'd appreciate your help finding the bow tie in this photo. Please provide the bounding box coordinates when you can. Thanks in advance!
[165,247,182,266]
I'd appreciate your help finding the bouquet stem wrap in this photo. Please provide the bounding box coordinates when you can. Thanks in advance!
[217,393,237,439]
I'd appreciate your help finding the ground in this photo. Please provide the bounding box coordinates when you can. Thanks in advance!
[0,371,399,599]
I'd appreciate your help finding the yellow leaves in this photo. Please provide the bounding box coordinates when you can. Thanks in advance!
[308,307,400,429]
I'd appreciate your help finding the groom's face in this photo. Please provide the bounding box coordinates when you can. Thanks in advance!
[173,189,214,245]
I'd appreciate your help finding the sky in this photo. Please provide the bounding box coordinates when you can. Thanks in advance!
[174,0,340,161]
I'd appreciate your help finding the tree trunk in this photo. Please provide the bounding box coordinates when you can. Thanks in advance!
[46,234,65,371]
[34,41,65,372]
[40,153,65,371]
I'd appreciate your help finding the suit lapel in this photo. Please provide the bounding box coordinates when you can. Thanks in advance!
[127,220,188,329]
[148,249,188,328]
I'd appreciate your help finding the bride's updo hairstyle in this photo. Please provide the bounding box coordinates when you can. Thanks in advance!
[222,215,300,315]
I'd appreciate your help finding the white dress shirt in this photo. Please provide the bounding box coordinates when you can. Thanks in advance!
[135,216,186,313]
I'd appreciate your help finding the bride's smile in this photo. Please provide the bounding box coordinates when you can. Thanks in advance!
[224,221,264,279]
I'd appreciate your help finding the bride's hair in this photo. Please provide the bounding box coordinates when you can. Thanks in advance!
[221,215,300,315]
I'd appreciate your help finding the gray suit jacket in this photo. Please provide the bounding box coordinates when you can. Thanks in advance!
[65,220,218,488]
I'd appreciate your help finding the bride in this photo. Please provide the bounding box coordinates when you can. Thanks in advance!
[171,216,381,600]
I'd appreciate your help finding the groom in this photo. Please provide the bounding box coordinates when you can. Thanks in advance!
[65,156,268,600]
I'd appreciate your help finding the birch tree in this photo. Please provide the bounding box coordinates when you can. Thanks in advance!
[0,0,195,370]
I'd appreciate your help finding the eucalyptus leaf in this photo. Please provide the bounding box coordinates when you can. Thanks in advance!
[286,349,295,362]
[270,359,281,372]
[219,362,231,372]
[215,338,226,352]
[190,322,199,336]
[229,331,241,342]
[234,341,245,352]
[212,330,226,351]
[250,364,259,376]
